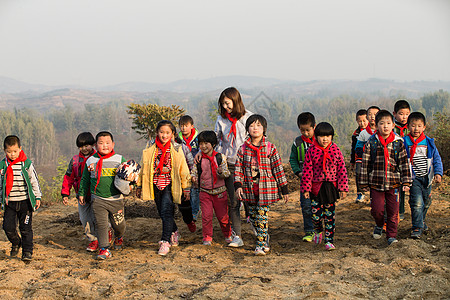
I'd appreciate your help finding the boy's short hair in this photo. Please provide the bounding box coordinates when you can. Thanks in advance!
[314,122,334,137]
[156,120,176,134]
[179,115,194,126]
[4,135,20,149]
[96,131,114,142]
[394,99,411,113]
[407,112,426,125]
[245,114,268,135]
[367,106,381,113]
[297,112,315,128]
[375,110,394,125]
[356,109,367,117]
[198,130,218,148]
[76,132,95,147]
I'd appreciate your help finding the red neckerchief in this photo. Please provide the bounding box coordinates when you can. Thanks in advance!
[202,151,219,184]
[313,140,331,174]
[301,135,315,145]
[365,125,376,135]
[408,132,426,165]
[225,112,238,146]
[246,140,262,167]
[377,131,395,179]
[5,150,27,199]
[79,150,96,177]
[395,123,408,137]
[155,137,171,174]
[94,150,116,192]
[183,128,196,151]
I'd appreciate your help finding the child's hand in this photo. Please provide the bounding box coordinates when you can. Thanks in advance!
[217,166,223,174]
[194,152,202,164]
[62,196,69,206]
[303,192,310,199]
[434,174,442,183]
[162,167,170,173]
[340,192,347,199]
[236,188,244,200]
[35,200,41,210]
[282,194,289,203]
[78,196,85,205]
[192,176,197,183]
[402,185,410,192]
[183,190,191,201]
[136,187,142,198]
[296,172,302,179]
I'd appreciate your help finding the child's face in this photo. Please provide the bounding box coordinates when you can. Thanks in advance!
[299,124,315,139]
[316,135,332,148]
[248,120,264,139]
[79,144,94,156]
[96,136,115,156]
[4,144,22,161]
[199,141,214,156]
[408,119,426,138]
[180,122,194,137]
[222,97,234,114]
[356,114,369,129]
[393,108,410,125]
[367,109,379,127]
[376,116,395,138]
[157,125,174,145]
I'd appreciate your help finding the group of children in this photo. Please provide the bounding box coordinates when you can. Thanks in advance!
[0,90,443,261]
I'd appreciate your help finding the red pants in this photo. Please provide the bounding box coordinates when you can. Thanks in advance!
[370,188,399,239]
[200,191,232,241]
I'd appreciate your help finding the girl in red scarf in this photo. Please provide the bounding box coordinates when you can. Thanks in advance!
[301,122,348,251]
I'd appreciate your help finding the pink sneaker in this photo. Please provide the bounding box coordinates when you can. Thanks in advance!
[313,232,323,244]
[158,241,171,256]
[187,221,196,233]
[224,235,233,243]
[86,240,99,252]
[170,231,180,247]
[325,242,336,251]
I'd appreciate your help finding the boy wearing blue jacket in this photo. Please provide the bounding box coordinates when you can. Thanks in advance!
[403,112,443,239]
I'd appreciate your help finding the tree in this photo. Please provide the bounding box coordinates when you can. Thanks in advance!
[127,103,185,140]
[421,90,450,116]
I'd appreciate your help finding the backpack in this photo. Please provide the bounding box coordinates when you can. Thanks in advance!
[294,136,307,162]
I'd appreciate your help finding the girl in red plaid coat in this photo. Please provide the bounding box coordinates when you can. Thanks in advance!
[235,114,289,256]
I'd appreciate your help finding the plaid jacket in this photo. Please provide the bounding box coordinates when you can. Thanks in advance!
[360,134,412,191]
[234,137,288,205]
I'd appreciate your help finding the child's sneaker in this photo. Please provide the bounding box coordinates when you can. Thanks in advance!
[254,247,266,256]
[325,242,336,251]
[387,237,398,245]
[86,240,99,252]
[355,193,365,203]
[373,226,383,239]
[113,237,123,250]
[21,252,32,261]
[313,232,323,244]
[410,228,422,239]
[203,240,212,246]
[158,241,171,256]
[97,248,112,260]
[170,231,180,247]
[187,221,197,233]
[224,236,233,243]
[228,235,244,247]
[302,232,314,242]
[10,244,21,257]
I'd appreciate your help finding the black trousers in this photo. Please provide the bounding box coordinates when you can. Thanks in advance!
[3,200,34,253]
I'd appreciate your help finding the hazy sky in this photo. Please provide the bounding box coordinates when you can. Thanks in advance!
[1,0,449,86]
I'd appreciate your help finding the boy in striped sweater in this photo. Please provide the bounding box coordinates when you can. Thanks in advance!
[0,135,42,261]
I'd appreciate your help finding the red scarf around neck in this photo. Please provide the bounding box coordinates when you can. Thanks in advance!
[94,150,115,192]
[79,150,95,176]
[155,137,171,174]
[376,131,395,179]
[225,112,238,146]
[246,140,263,167]
[408,132,426,165]
[183,128,196,151]
[301,135,315,144]
[202,151,219,184]
[395,123,408,137]
[365,125,376,135]
[5,150,27,198]
[313,140,331,174]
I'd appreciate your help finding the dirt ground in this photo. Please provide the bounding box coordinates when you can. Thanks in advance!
[0,174,448,299]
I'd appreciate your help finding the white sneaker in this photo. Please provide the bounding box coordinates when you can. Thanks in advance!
[228,235,244,247]
[254,246,266,256]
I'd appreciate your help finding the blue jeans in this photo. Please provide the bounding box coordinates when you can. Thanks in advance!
[190,187,200,219]
[154,185,178,242]
[409,176,432,230]
[300,193,314,233]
